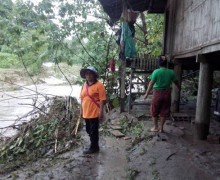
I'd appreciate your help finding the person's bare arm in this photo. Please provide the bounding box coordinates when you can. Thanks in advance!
[144,80,154,99]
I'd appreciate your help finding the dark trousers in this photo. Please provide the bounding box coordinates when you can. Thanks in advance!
[85,118,99,149]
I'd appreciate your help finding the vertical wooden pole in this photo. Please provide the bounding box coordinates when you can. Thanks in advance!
[120,55,126,112]
[164,0,177,54]
[171,63,182,112]
[195,55,213,140]
[120,0,127,112]
[128,68,133,114]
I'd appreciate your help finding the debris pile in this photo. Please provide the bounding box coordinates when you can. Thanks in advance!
[0,96,81,173]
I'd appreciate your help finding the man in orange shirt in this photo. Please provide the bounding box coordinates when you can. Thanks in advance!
[80,66,106,154]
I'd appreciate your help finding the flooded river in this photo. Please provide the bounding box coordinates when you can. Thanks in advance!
[0,79,81,137]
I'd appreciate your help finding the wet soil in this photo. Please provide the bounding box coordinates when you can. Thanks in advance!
[0,107,219,180]
[0,130,129,180]
[127,99,220,180]
[128,120,220,180]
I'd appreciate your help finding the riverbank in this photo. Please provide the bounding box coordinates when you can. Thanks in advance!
[0,63,82,137]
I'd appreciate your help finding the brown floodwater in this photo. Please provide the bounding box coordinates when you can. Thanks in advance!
[0,80,81,137]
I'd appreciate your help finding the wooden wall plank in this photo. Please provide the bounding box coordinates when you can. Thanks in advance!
[166,0,220,57]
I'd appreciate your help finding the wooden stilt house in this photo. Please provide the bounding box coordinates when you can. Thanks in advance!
[98,0,220,140]
[99,0,166,113]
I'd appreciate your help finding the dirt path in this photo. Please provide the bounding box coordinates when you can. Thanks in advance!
[0,132,129,180]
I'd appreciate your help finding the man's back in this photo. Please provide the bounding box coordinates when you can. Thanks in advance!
[150,68,177,89]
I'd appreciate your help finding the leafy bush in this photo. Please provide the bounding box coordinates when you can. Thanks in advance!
[0,52,20,68]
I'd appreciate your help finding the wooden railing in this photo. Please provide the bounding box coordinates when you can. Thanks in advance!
[127,54,158,71]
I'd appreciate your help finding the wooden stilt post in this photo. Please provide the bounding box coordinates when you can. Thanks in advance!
[195,55,213,140]
[171,63,182,112]
[120,59,126,112]
[120,0,128,112]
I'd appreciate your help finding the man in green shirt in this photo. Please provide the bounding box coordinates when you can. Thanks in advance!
[144,55,180,132]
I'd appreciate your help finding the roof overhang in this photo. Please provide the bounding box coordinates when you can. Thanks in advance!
[98,0,166,24]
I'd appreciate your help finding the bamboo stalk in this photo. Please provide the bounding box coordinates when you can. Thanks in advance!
[73,117,81,135]
[54,128,58,153]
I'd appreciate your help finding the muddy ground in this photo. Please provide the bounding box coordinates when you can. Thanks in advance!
[0,105,219,180]
[0,67,219,180]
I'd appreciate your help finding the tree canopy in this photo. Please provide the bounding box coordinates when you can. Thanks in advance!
[0,0,164,75]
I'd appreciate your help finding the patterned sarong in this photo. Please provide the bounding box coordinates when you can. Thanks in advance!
[150,89,171,117]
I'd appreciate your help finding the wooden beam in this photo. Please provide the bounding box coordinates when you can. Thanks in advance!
[195,55,213,140]
[164,0,177,55]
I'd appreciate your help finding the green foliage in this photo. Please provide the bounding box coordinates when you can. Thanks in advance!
[0,97,81,176]
[0,119,59,161]
[0,0,164,69]
[120,117,145,137]
[0,0,53,73]
[0,52,20,68]
[136,13,164,56]
[0,0,164,102]
[146,14,164,56]
[112,96,120,108]
[32,120,58,148]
